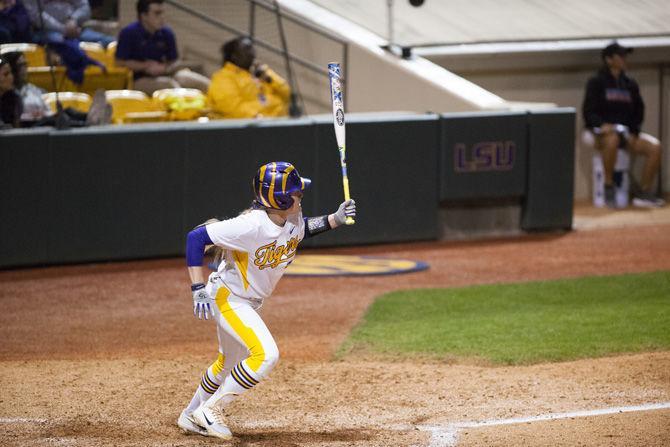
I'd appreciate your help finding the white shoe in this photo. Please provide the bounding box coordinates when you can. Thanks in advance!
[177,410,207,436]
[192,405,233,440]
[632,192,665,208]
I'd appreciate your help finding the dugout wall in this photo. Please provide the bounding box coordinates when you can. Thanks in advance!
[0,109,574,268]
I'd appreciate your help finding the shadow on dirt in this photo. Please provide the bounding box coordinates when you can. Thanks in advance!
[233,428,377,446]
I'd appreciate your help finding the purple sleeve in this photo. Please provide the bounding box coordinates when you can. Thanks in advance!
[186,226,214,266]
[165,28,178,61]
[115,27,134,60]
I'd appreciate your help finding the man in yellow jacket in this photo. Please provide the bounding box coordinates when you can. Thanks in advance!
[207,36,290,119]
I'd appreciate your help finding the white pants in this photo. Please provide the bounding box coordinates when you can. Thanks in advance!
[205,277,279,399]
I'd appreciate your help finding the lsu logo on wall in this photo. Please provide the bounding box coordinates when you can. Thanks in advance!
[454,141,515,173]
[254,237,300,270]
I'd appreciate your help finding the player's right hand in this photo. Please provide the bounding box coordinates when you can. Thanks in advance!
[191,283,214,320]
[333,199,356,226]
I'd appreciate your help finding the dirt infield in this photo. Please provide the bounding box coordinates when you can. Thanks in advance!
[1,209,670,446]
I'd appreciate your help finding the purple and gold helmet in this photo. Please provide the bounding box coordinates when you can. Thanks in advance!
[253,161,311,210]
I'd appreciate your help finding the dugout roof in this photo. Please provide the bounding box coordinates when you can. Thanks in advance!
[307,0,670,49]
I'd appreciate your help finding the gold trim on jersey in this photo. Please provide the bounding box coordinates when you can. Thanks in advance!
[254,237,299,270]
[233,250,250,290]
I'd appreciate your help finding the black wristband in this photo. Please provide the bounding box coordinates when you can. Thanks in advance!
[304,215,331,238]
[191,283,206,292]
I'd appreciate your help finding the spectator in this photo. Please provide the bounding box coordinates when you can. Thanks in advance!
[0,54,22,128]
[5,50,111,126]
[0,0,32,44]
[23,0,114,47]
[207,36,290,119]
[3,51,49,121]
[582,42,664,208]
[115,0,209,95]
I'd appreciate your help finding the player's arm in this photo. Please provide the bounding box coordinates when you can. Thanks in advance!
[186,225,215,319]
[304,199,356,239]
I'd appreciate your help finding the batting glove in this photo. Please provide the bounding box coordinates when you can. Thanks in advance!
[191,283,214,320]
[333,199,356,226]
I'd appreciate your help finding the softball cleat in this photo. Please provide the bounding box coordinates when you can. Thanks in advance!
[177,409,208,436]
[192,405,233,440]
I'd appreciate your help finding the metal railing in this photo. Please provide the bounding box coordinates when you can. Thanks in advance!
[164,0,349,114]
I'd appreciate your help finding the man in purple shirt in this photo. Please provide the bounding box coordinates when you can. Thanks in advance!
[115,0,209,95]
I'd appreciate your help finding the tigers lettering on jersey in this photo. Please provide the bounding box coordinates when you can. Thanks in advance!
[254,237,300,270]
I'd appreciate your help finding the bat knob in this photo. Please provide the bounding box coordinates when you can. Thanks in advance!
[345,217,355,225]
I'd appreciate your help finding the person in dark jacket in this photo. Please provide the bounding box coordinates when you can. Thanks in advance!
[582,41,664,208]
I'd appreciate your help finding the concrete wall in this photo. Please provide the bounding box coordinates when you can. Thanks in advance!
[117,0,507,115]
[117,0,343,114]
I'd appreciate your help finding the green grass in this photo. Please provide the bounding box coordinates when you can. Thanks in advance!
[339,271,670,365]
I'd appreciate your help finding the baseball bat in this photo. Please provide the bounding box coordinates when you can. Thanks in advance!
[328,62,355,225]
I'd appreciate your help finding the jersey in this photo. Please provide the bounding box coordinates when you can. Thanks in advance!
[205,209,305,301]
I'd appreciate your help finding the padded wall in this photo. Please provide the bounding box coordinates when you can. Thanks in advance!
[0,110,575,268]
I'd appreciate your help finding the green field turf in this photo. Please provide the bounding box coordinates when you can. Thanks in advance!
[340,271,670,364]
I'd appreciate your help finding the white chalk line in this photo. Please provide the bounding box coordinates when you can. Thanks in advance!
[416,401,670,447]
[3,402,670,446]
[0,417,48,423]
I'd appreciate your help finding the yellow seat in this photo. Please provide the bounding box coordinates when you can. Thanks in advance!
[152,88,207,121]
[106,41,118,68]
[0,43,46,67]
[42,92,92,114]
[28,66,133,96]
[105,90,166,124]
[79,41,112,68]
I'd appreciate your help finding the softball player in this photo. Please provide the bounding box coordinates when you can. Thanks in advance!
[178,161,356,439]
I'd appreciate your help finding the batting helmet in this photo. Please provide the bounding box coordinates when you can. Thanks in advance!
[253,161,311,210]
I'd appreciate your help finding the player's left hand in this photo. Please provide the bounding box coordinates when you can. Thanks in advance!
[191,284,214,320]
[333,199,356,226]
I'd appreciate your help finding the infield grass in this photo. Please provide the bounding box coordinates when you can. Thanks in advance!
[339,271,670,364]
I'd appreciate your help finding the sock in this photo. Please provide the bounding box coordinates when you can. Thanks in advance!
[185,354,225,413]
[203,360,260,410]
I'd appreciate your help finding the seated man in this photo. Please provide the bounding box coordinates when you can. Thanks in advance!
[23,0,114,47]
[0,0,32,44]
[115,0,209,95]
[207,36,290,119]
[582,41,664,208]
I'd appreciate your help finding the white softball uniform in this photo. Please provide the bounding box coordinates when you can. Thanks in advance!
[197,209,305,401]
[205,209,305,303]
